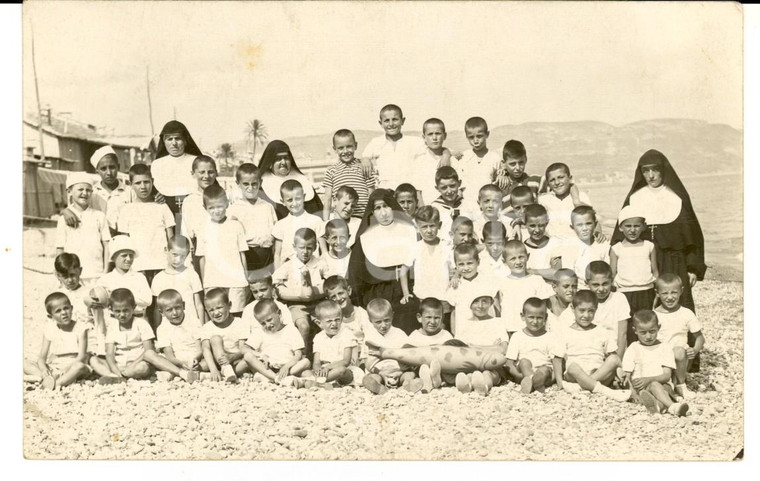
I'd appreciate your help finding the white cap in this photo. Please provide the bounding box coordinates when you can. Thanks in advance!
[65,172,94,189]
[617,205,646,224]
[109,235,137,259]
[90,145,117,169]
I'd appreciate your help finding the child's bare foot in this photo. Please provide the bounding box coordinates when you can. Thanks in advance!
[156,371,174,382]
[430,359,442,388]
[252,372,270,383]
[363,374,388,395]
[221,365,238,383]
[562,382,582,394]
[668,401,689,417]
[179,369,197,384]
[471,371,490,396]
[455,372,472,393]
[41,375,56,390]
[639,391,663,414]
[418,365,433,393]
[520,375,533,394]
[675,384,696,400]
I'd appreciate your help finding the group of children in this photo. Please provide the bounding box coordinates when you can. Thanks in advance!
[25,104,706,418]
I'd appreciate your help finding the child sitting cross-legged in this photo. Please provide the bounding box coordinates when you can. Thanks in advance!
[242,276,294,332]
[153,289,202,383]
[301,300,363,388]
[24,292,93,390]
[552,290,630,402]
[505,298,555,394]
[242,299,310,386]
[622,309,689,416]
[407,298,449,393]
[199,288,251,383]
[92,288,196,384]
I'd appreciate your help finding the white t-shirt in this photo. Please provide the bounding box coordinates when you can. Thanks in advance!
[55,206,111,279]
[453,149,501,204]
[362,134,427,190]
[96,269,152,312]
[363,325,409,350]
[538,190,592,242]
[313,326,356,364]
[473,214,517,242]
[622,341,676,379]
[552,325,616,372]
[655,307,702,349]
[245,323,305,366]
[594,292,630,345]
[628,185,682,225]
[156,321,202,362]
[91,179,132,230]
[318,251,351,280]
[117,202,175,272]
[611,241,656,291]
[411,240,451,300]
[444,273,500,327]
[554,237,610,288]
[506,329,555,368]
[455,316,509,346]
[341,307,370,362]
[151,153,198,197]
[179,192,208,241]
[411,148,446,205]
[54,284,92,324]
[195,218,249,288]
[242,299,292,333]
[272,255,328,291]
[228,197,277,247]
[408,329,454,347]
[43,321,90,362]
[271,212,325,264]
[105,316,155,362]
[479,253,509,281]
[199,317,249,354]
[151,268,204,325]
[497,274,554,332]
[526,237,563,271]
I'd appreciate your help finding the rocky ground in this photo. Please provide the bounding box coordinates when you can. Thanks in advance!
[22,230,744,460]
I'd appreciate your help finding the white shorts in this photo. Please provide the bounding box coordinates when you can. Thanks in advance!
[48,355,91,377]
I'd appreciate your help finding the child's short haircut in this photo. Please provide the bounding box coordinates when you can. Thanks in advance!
[482,221,507,240]
[553,268,577,283]
[314,299,342,320]
[334,185,358,201]
[323,275,350,293]
[423,118,445,133]
[571,205,597,222]
[332,129,356,145]
[504,239,527,255]
[280,179,303,197]
[157,289,183,308]
[545,162,571,179]
[453,242,479,261]
[573,290,598,309]
[414,205,441,224]
[419,297,443,314]
[586,260,613,280]
[205,287,230,305]
[235,162,259,183]
[632,309,659,328]
[128,163,151,182]
[464,116,488,132]
[380,104,403,118]
[325,219,349,237]
[524,204,548,221]
[192,155,217,173]
[655,273,683,290]
[202,183,228,207]
[110,288,136,307]
[510,185,535,203]
[503,140,527,160]
[367,298,393,318]
[451,216,473,233]
[294,227,317,245]
[435,166,460,185]
[478,184,502,198]
[522,297,547,313]
[54,252,81,274]
[249,275,274,287]
[45,292,71,314]
[395,183,417,198]
[253,298,278,318]
[168,235,191,251]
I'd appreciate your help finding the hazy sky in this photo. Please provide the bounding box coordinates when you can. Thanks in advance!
[22,1,743,150]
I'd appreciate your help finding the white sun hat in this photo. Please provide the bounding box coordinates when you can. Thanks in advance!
[65,172,94,189]
[109,235,138,259]
[617,205,646,224]
[90,145,117,169]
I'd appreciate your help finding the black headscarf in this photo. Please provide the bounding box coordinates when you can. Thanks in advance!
[155,121,203,158]
[257,140,305,176]
[611,150,705,278]
[355,188,411,238]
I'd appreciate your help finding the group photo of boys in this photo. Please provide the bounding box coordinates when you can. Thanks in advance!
[17,1,744,465]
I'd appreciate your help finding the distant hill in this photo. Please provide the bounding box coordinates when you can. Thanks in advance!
[229,119,742,183]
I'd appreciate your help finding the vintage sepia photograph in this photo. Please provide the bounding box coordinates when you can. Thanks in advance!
[18,0,744,462]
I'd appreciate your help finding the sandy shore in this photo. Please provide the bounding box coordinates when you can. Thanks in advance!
[22,238,743,460]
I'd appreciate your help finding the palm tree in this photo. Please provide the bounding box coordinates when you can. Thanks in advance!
[216,143,236,175]
[245,119,269,163]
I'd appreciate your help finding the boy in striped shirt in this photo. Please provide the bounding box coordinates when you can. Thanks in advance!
[322,129,375,220]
